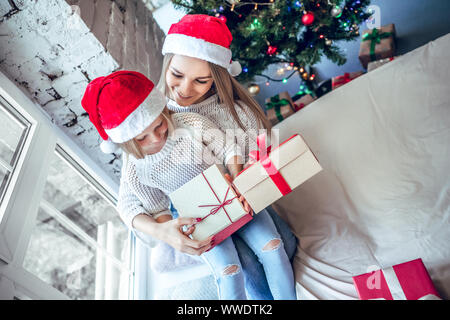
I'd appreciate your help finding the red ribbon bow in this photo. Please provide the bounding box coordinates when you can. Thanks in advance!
[335,72,351,86]
[293,102,306,111]
[248,134,292,196]
[198,172,237,222]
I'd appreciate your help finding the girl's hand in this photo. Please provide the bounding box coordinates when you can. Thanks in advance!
[157,217,214,255]
[224,173,254,216]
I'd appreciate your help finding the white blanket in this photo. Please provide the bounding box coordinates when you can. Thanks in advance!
[272,33,450,300]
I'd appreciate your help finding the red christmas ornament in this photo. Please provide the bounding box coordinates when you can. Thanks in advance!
[301,12,315,26]
[267,45,277,56]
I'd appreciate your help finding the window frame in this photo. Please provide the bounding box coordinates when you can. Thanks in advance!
[0,94,32,212]
[0,70,134,300]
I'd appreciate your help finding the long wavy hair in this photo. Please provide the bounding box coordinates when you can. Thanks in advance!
[157,53,272,132]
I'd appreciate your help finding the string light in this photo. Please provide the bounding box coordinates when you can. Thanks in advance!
[216,0,371,91]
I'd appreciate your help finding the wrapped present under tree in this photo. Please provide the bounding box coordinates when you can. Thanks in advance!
[332,71,365,90]
[265,91,295,125]
[291,93,316,112]
[359,24,396,69]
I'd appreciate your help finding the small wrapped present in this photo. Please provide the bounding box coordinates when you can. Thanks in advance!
[367,56,400,72]
[331,71,364,90]
[233,134,322,214]
[359,24,396,69]
[292,93,316,111]
[265,91,295,125]
[169,164,252,246]
[352,258,441,300]
[315,79,332,98]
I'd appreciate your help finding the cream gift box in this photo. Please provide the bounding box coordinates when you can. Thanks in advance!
[169,164,252,245]
[233,134,323,214]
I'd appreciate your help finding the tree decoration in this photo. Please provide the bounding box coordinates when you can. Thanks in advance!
[301,11,315,26]
[171,0,373,92]
[266,44,278,56]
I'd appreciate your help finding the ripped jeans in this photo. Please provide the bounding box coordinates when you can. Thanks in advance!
[200,209,297,300]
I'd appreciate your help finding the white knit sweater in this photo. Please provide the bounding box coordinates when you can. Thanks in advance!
[167,94,264,164]
[117,95,263,246]
[117,112,241,230]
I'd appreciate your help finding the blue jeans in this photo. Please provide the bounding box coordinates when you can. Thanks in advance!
[234,205,298,300]
[170,203,297,299]
[200,209,297,300]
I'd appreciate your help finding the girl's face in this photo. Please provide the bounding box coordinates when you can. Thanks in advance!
[166,55,214,106]
[135,114,169,155]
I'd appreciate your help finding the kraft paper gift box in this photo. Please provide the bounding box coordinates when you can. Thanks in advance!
[292,93,316,112]
[331,71,365,90]
[352,258,441,300]
[233,134,323,215]
[359,23,396,69]
[265,91,295,125]
[169,164,252,246]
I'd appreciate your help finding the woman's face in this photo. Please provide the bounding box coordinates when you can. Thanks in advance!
[166,55,214,106]
[135,114,169,155]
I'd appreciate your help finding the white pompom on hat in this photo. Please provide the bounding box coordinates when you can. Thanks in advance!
[162,14,242,77]
[81,71,167,153]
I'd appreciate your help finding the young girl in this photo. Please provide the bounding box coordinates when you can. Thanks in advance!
[81,70,297,300]
[158,14,298,299]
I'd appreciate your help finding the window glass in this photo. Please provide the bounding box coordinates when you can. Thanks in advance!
[23,150,131,299]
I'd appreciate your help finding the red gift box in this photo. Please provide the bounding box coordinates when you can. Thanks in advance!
[352,258,441,300]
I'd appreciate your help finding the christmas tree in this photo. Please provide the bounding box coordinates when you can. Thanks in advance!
[171,0,372,92]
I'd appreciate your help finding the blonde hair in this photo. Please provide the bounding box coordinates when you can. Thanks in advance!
[118,107,175,160]
[157,54,272,132]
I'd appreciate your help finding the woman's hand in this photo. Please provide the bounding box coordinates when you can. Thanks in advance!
[243,157,257,170]
[157,217,214,255]
[224,173,254,216]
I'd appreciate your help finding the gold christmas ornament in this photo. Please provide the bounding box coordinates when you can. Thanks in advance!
[248,83,260,95]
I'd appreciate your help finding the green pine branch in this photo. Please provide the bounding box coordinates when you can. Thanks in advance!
[171,0,372,85]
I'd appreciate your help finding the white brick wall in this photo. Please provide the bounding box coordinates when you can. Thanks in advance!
[0,0,166,182]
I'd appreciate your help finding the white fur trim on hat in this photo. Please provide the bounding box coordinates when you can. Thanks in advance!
[162,33,232,70]
[105,87,166,143]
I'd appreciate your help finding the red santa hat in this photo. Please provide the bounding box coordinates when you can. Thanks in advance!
[162,14,242,77]
[81,70,166,153]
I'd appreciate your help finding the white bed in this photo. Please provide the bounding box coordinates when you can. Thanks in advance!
[137,33,450,300]
[271,32,450,299]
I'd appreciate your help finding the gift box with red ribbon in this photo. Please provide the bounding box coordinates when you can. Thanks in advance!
[352,258,441,300]
[331,71,364,90]
[292,94,316,112]
[169,164,252,246]
[233,133,323,214]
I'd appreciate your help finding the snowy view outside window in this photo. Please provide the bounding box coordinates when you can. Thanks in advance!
[22,149,132,299]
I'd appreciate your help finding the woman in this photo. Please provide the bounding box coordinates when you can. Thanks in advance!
[158,14,298,299]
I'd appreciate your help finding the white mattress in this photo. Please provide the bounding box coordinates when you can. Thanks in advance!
[272,33,450,300]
